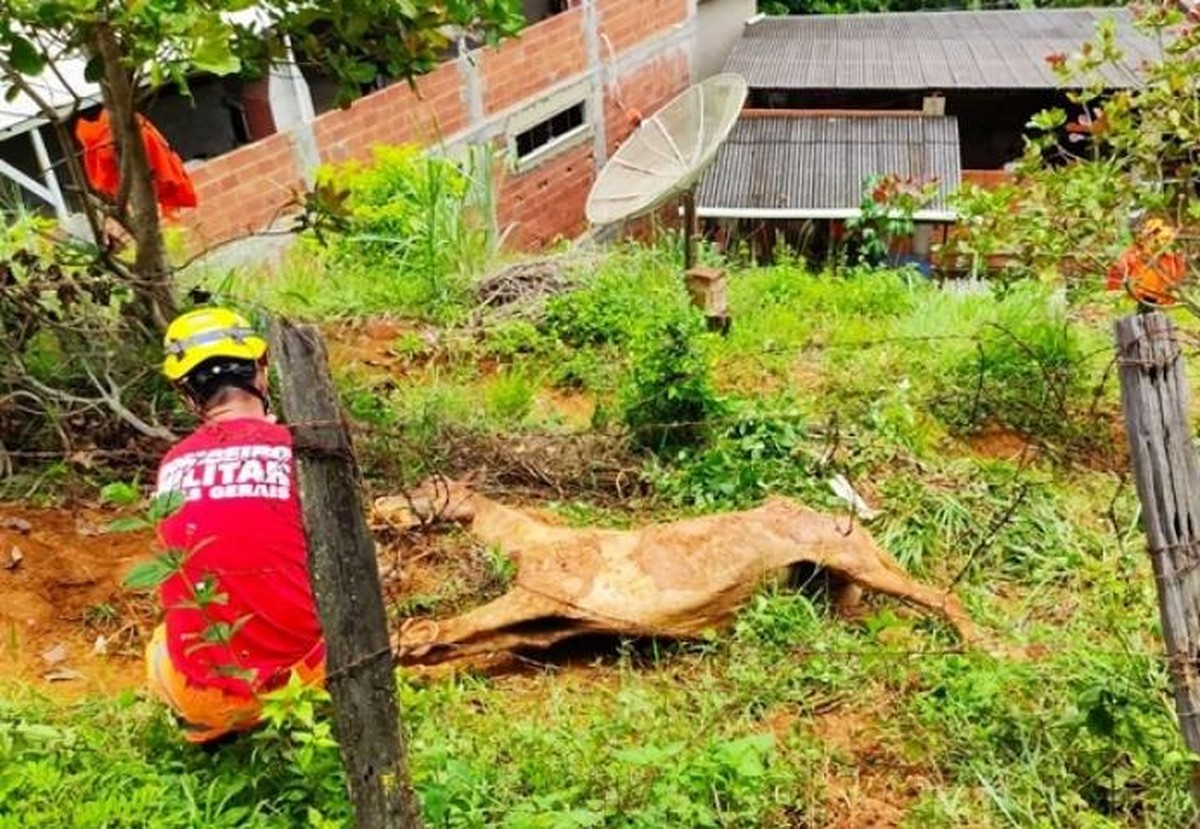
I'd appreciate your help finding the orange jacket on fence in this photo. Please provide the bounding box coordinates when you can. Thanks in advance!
[1107,243,1186,306]
[74,110,198,214]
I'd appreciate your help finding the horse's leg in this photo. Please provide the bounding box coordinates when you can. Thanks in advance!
[820,539,976,643]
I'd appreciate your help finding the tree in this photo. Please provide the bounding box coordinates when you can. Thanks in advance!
[0,0,523,329]
[944,4,1200,305]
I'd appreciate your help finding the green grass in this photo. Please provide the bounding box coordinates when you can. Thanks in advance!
[6,239,1196,826]
[2,582,1188,827]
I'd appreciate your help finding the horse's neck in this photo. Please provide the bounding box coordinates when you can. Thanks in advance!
[468,495,557,546]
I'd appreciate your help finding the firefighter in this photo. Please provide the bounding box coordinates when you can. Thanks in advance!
[145,307,325,743]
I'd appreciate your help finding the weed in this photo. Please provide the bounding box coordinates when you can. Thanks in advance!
[620,310,725,454]
[480,544,516,592]
[484,370,536,424]
[483,320,555,362]
[392,594,444,618]
[547,349,609,393]
[82,603,121,629]
[238,144,501,322]
[651,405,833,509]
[541,248,684,347]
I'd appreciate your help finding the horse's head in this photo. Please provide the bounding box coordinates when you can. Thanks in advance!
[373,474,480,528]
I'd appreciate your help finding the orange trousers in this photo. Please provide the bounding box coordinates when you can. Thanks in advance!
[145,624,325,743]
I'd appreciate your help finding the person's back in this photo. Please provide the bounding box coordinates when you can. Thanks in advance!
[145,307,325,743]
[155,417,322,698]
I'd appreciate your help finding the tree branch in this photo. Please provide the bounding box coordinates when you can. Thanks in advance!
[19,365,175,443]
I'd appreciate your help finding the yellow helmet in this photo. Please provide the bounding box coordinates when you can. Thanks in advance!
[162,307,267,382]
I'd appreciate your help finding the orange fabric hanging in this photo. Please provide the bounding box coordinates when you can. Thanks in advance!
[74,109,198,213]
[1107,220,1186,306]
[1106,247,1186,305]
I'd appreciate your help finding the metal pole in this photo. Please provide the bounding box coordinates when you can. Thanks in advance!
[683,188,697,271]
[29,127,68,222]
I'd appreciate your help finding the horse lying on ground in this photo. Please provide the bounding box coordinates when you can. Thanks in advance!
[375,479,976,668]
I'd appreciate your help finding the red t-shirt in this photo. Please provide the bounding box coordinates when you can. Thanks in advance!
[154,417,324,697]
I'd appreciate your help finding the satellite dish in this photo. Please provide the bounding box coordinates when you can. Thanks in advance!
[586,73,748,227]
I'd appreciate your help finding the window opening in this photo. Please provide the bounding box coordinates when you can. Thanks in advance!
[515,102,585,159]
[522,0,570,24]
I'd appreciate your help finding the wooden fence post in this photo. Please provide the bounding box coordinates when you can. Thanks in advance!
[1116,311,1200,812]
[271,319,422,829]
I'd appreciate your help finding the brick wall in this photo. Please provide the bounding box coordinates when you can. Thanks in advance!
[182,131,303,250]
[177,2,694,254]
[313,61,467,164]
[603,47,691,157]
[481,9,588,114]
[598,0,688,55]
[498,140,595,249]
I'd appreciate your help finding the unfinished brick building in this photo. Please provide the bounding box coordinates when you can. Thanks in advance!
[0,0,752,255]
[174,0,748,253]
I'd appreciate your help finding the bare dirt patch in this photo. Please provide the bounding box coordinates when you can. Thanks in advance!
[0,505,154,698]
[807,702,931,829]
[532,389,596,431]
[964,425,1038,463]
[323,317,440,376]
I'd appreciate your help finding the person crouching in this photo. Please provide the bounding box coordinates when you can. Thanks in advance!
[145,307,325,743]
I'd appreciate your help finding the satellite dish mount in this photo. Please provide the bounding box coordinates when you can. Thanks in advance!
[585,74,748,331]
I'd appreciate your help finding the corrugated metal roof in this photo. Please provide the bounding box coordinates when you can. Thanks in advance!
[726,8,1153,90]
[0,56,98,143]
[0,9,270,141]
[695,113,961,220]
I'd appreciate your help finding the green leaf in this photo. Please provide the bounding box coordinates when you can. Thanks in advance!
[7,35,45,75]
[83,56,104,83]
[147,490,184,522]
[190,30,241,76]
[108,516,150,533]
[123,553,182,590]
[100,480,140,506]
[1027,107,1067,132]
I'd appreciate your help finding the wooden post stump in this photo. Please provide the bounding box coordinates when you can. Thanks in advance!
[271,320,422,829]
[1116,311,1200,813]
[685,266,731,335]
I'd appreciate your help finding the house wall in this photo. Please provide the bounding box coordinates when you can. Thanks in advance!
[694,0,755,80]
[182,130,305,250]
[175,0,709,253]
[312,61,469,164]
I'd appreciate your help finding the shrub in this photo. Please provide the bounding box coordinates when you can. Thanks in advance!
[484,370,536,424]
[619,310,725,454]
[298,144,495,318]
[0,211,177,475]
[543,269,651,347]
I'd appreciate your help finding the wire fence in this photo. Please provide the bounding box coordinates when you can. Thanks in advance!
[1,267,1182,679]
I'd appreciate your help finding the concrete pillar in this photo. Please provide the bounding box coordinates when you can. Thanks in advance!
[584,0,608,170]
[268,36,320,186]
[268,37,315,131]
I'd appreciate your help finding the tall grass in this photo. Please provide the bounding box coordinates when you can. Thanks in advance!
[226,143,501,321]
